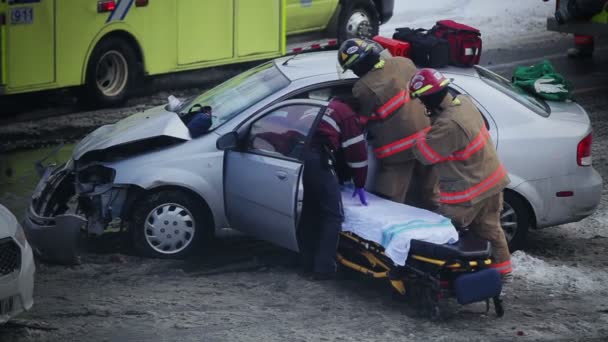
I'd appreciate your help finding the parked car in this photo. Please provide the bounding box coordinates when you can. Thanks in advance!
[0,204,35,324]
[287,0,395,41]
[23,51,602,264]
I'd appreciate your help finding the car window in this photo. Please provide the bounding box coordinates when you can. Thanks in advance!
[448,86,490,130]
[248,105,322,160]
[474,65,550,117]
[178,63,290,131]
[289,83,360,112]
[288,83,354,101]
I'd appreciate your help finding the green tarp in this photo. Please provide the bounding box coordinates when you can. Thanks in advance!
[512,60,574,102]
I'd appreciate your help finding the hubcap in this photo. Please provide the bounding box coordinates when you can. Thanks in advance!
[144,203,195,255]
[500,202,518,242]
[346,11,373,39]
[95,50,129,97]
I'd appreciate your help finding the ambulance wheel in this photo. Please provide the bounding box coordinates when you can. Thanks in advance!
[501,191,530,252]
[130,189,213,259]
[337,0,380,42]
[84,37,140,107]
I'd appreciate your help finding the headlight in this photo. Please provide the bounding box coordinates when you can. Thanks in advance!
[14,222,28,247]
[78,165,116,185]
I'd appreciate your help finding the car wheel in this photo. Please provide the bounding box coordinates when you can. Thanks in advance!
[130,190,212,259]
[501,191,530,251]
[84,37,139,107]
[337,0,379,43]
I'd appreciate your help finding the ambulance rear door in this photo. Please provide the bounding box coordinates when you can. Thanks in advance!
[5,0,55,89]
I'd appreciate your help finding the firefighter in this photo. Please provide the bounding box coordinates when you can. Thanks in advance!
[407,68,512,280]
[337,38,439,210]
[298,96,369,280]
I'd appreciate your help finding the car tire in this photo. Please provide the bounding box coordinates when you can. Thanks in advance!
[130,189,212,259]
[83,37,140,107]
[337,0,380,43]
[501,191,530,252]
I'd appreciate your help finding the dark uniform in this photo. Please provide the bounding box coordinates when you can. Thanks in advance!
[298,98,368,276]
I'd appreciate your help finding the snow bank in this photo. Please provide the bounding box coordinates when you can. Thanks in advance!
[381,0,558,49]
[512,251,607,293]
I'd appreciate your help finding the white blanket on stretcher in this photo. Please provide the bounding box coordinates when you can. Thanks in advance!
[341,186,459,266]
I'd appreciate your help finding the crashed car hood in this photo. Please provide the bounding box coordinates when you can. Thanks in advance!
[73,106,191,161]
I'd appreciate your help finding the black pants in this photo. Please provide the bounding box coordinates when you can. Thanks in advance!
[298,150,344,275]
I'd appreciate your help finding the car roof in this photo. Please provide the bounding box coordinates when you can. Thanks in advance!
[274,51,348,81]
[273,51,481,82]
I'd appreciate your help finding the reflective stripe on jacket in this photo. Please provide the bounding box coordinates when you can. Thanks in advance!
[312,99,368,188]
[353,57,430,164]
[412,94,510,206]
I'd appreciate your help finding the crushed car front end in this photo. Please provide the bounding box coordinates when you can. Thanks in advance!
[23,108,193,264]
[23,159,134,264]
[24,160,85,264]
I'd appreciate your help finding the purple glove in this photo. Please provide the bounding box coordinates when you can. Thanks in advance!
[352,188,368,206]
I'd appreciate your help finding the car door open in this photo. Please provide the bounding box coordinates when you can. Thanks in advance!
[222,100,326,251]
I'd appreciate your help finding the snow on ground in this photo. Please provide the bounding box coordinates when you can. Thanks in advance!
[381,0,560,49]
[512,251,608,293]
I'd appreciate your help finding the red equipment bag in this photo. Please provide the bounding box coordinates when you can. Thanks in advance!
[431,20,482,67]
[372,35,411,58]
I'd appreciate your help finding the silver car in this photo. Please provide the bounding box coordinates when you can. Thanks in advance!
[23,51,602,263]
[0,204,35,324]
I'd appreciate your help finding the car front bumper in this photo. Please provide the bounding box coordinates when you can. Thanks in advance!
[23,165,87,265]
[0,240,35,324]
[24,207,87,265]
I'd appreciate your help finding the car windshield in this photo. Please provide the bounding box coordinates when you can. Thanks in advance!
[178,62,290,130]
[474,65,550,117]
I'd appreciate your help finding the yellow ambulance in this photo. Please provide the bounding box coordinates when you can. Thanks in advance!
[0,0,393,107]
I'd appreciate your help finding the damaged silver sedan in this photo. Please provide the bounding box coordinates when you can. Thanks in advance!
[25,60,314,264]
[24,51,602,264]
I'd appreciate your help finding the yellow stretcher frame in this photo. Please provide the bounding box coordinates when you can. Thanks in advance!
[337,232,493,296]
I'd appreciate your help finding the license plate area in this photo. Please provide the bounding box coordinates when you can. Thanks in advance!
[10,7,34,25]
[0,296,15,316]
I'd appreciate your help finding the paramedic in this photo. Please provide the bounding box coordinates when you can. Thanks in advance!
[298,96,369,280]
[337,38,439,210]
[407,68,512,280]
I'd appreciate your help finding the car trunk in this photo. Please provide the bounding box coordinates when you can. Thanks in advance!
[546,100,592,125]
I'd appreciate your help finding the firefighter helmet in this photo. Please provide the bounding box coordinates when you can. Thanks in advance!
[337,38,376,72]
[409,68,451,97]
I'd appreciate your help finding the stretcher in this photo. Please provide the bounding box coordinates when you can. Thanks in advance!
[337,188,504,319]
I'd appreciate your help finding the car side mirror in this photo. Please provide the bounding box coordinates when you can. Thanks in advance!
[216,132,239,150]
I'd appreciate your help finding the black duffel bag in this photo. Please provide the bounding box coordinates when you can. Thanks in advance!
[393,27,450,68]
